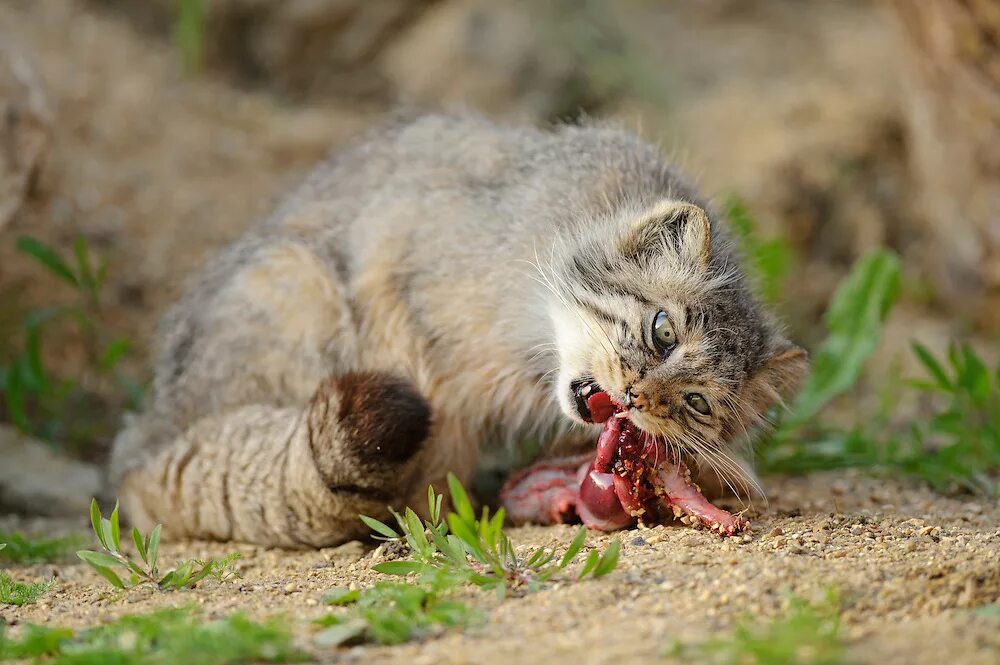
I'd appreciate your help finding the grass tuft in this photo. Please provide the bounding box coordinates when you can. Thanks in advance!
[362,473,620,595]
[0,530,82,564]
[78,499,241,591]
[668,589,847,665]
[0,606,308,664]
[315,474,619,646]
[315,580,478,646]
[0,571,53,607]
[729,201,1000,495]
[1,236,142,452]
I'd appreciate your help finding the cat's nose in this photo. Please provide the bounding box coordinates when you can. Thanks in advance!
[625,385,649,411]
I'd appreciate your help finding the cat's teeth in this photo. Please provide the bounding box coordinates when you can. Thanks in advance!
[580,384,592,396]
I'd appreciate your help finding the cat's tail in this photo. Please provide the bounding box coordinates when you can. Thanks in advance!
[109,373,431,547]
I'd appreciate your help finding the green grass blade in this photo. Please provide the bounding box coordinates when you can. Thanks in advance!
[359,515,400,540]
[446,514,486,562]
[578,549,600,579]
[16,237,79,287]
[372,561,428,576]
[324,588,360,605]
[524,547,549,568]
[131,527,148,564]
[446,473,476,525]
[100,518,116,554]
[912,342,952,389]
[109,501,121,551]
[89,499,108,550]
[592,540,621,578]
[559,528,588,569]
[486,509,505,550]
[785,250,901,429]
[91,565,126,590]
[158,570,177,588]
[100,338,131,373]
[76,550,121,569]
[186,562,215,587]
[427,485,439,524]
[403,508,429,553]
[174,0,206,75]
[147,525,162,571]
[73,237,98,300]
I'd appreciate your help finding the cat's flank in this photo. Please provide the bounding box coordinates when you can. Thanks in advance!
[110,112,807,547]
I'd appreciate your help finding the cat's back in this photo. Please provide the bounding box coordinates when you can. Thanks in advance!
[266,111,699,247]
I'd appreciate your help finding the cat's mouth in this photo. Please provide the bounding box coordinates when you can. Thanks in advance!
[570,379,618,423]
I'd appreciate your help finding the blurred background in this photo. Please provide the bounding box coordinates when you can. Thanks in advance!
[1,0,998,514]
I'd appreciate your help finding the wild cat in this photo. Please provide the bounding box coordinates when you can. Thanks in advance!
[110,111,807,547]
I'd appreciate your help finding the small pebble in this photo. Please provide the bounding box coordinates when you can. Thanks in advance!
[629,536,648,547]
[283,583,296,594]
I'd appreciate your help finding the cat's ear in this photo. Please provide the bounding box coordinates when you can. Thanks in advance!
[620,200,712,266]
[741,341,809,416]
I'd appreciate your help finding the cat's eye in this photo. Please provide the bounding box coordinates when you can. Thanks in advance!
[685,393,711,416]
[652,310,677,352]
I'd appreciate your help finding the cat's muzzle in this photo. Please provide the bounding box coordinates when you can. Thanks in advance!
[570,379,616,423]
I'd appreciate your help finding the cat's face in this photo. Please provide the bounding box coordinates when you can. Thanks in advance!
[547,200,807,495]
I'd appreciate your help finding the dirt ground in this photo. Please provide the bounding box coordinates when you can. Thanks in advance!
[2,1,998,664]
[3,471,999,665]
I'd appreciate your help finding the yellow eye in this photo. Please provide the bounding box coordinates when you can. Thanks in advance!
[652,310,677,352]
[686,393,711,416]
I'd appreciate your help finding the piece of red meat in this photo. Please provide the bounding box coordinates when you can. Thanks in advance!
[500,399,749,536]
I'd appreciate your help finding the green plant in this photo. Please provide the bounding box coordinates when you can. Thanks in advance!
[362,474,620,595]
[0,530,82,564]
[315,579,478,646]
[756,250,902,473]
[0,571,53,606]
[1,236,141,448]
[725,195,794,304]
[174,0,206,75]
[897,342,1000,495]
[0,606,309,664]
[77,499,241,591]
[313,475,617,647]
[783,249,902,432]
[747,237,999,494]
[668,590,847,665]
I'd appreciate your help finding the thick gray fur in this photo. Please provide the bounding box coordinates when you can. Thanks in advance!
[110,111,806,547]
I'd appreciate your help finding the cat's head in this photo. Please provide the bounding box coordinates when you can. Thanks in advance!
[546,199,808,496]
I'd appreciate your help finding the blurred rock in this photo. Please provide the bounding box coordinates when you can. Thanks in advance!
[380,0,579,120]
[204,0,436,99]
[0,425,102,516]
[101,0,436,99]
[0,37,50,231]
[96,0,603,119]
[887,0,1000,331]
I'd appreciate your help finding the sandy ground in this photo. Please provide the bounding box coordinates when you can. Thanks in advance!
[3,471,999,665]
[2,2,998,664]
